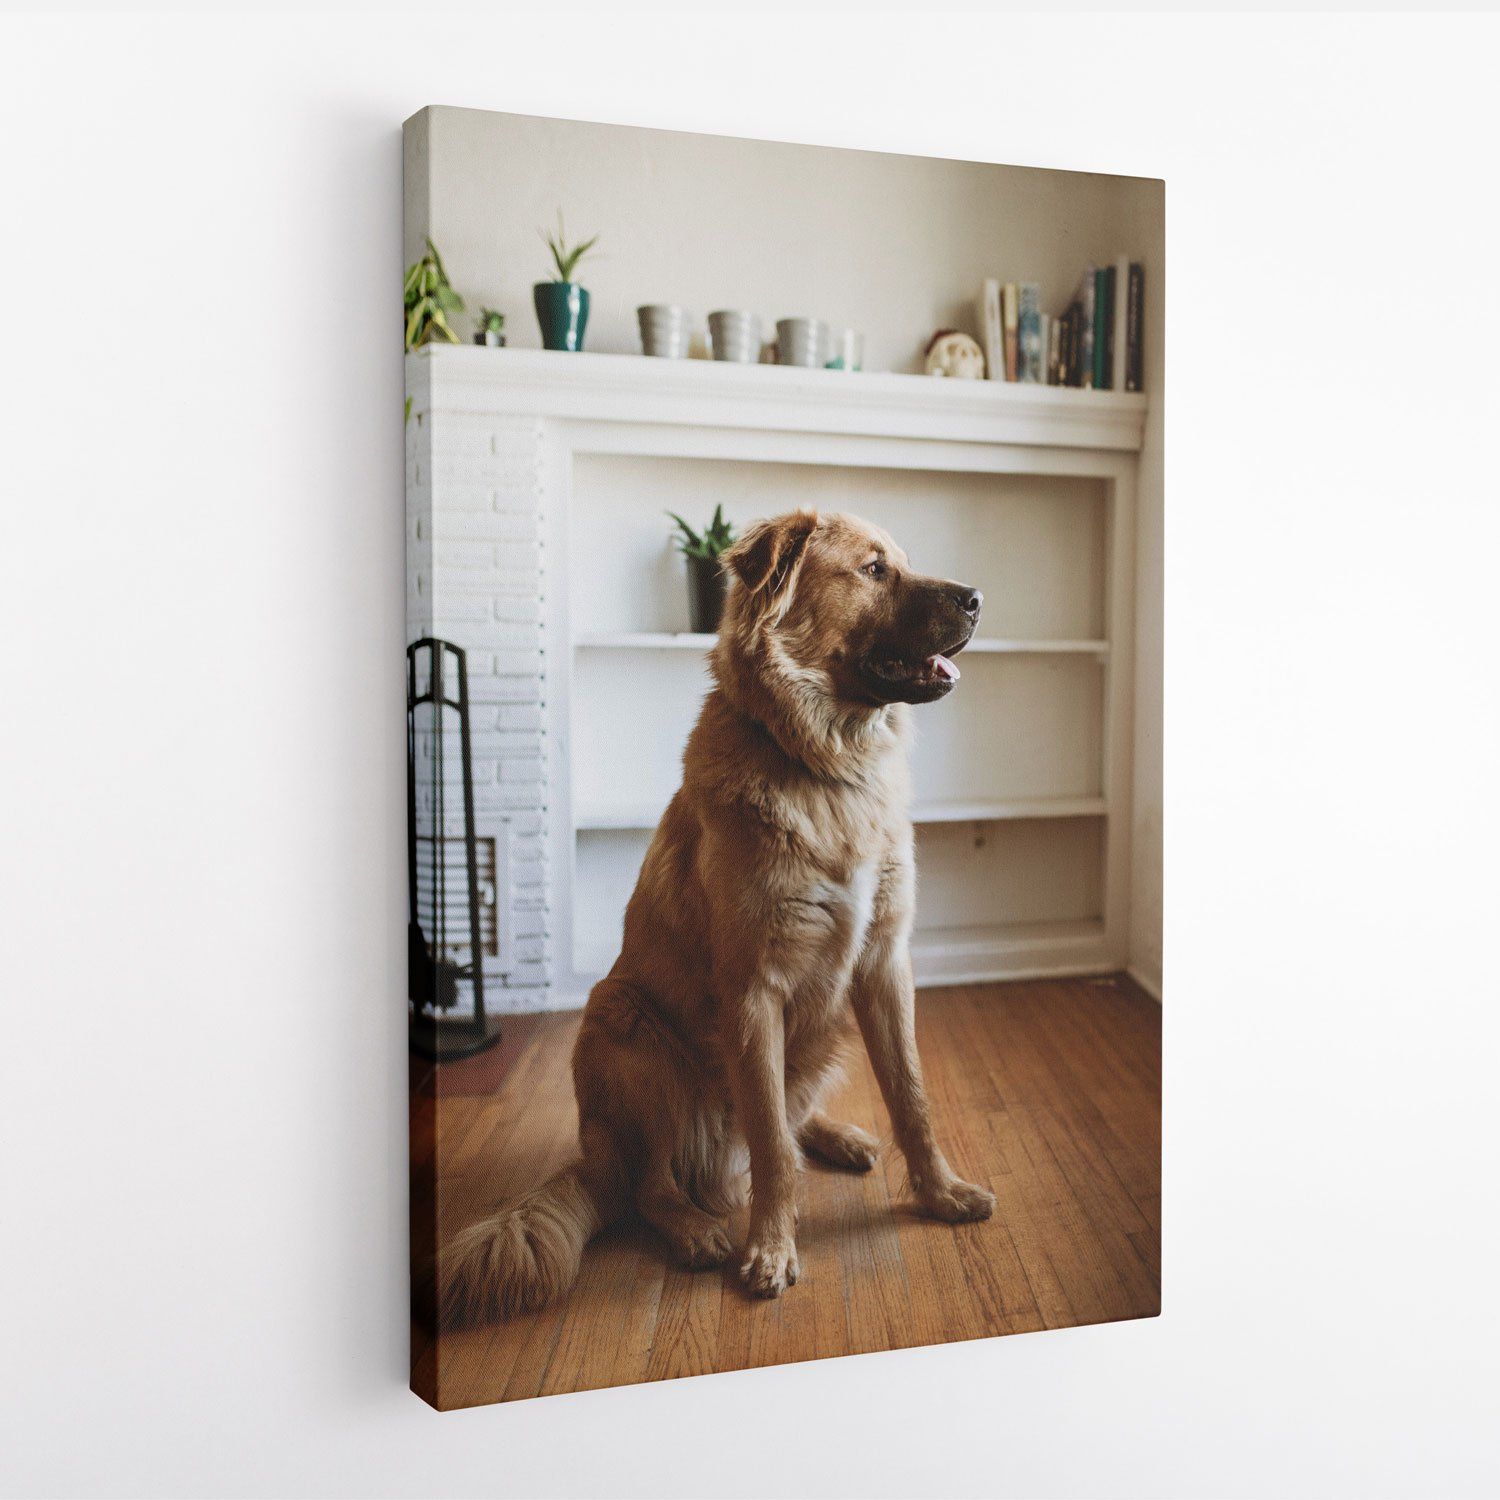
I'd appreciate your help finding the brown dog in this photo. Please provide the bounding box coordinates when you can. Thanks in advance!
[441,509,995,1323]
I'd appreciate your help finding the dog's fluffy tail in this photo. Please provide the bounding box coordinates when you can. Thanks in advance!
[438,1131,624,1328]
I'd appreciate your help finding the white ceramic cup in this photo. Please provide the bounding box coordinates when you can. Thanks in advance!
[708,309,761,363]
[776,317,830,369]
[637,304,691,358]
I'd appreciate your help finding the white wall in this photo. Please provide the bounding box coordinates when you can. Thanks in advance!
[2,11,1498,1499]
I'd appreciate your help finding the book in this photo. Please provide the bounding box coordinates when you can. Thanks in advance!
[1076,267,1096,388]
[1018,284,1043,383]
[1001,282,1019,381]
[1046,314,1062,384]
[980,278,1003,381]
[1111,256,1130,394]
[1092,265,1112,390]
[1125,262,1144,392]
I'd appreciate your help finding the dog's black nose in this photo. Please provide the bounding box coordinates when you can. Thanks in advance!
[956,586,983,618]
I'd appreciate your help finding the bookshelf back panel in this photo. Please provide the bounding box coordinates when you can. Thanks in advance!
[571,648,715,817]
[571,648,1102,817]
[914,817,1102,933]
[571,454,1107,642]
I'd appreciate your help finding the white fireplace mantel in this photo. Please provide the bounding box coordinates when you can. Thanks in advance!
[406,344,1148,453]
[406,344,1145,1013]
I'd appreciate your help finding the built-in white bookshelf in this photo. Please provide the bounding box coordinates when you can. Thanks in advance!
[410,345,1144,1005]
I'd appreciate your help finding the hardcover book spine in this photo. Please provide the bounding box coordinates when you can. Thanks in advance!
[1111,256,1130,393]
[1046,313,1062,384]
[1001,282,1019,381]
[1077,268,1096,389]
[981,277,1003,381]
[1018,283,1043,383]
[1092,266,1111,390]
[1126,262,1144,392]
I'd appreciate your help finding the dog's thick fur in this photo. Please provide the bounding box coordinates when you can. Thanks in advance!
[441,510,995,1324]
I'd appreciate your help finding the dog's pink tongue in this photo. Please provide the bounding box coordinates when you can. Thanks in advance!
[929,653,960,682]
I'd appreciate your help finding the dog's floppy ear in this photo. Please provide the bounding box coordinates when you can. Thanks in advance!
[727,509,819,620]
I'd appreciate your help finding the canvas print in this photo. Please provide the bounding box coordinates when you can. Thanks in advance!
[405,106,1163,1410]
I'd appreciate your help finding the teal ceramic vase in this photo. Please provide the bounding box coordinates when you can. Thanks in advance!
[533,281,590,351]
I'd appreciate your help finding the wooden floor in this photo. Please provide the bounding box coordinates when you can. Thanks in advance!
[409,975,1160,1409]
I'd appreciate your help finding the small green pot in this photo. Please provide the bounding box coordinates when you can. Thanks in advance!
[685,554,727,634]
[533,281,590,351]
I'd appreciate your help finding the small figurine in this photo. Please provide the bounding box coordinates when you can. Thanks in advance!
[924,329,985,379]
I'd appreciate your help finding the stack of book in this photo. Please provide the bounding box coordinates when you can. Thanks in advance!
[981,261,1144,391]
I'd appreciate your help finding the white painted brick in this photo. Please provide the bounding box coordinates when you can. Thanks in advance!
[493,595,542,625]
[438,539,497,571]
[429,423,496,460]
[493,650,547,678]
[427,596,492,625]
[469,730,543,758]
[431,483,494,511]
[494,703,543,731]
[473,784,543,814]
[487,511,542,542]
[511,908,545,939]
[432,454,503,485]
[460,622,541,651]
[495,489,543,517]
[490,569,542,596]
[470,678,541,707]
[495,542,542,572]
[499,757,545,785]
[427,516,515,545]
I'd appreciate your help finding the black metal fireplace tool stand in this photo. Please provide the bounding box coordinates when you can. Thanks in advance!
[407,637,503,1061]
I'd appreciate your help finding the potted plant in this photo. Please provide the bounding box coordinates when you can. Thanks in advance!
[534,213,599,352]
[474,307,506,347]
[403,237,464,350]
[668,505,736,634]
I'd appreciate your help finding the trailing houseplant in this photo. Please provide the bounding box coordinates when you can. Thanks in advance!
[534,213,599,352]
[474,307,506,347]
[668,504,736,633]
[403,238,464,351]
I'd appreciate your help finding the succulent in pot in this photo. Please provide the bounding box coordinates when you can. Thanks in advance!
[534,213,599,352]
[474,307,506,347]
[667,505,737,634]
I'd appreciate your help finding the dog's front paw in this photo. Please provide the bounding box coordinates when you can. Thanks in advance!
[676,1219,733,1270]
[739,1236,800,1298]
[919,1176,996,1224]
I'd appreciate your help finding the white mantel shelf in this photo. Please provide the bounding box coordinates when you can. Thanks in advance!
[406,344,1148,453]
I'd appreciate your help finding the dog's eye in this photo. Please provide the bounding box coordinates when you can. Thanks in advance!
[862,560,887,580]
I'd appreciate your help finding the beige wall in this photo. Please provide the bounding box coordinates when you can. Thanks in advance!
[406,106,1163,990]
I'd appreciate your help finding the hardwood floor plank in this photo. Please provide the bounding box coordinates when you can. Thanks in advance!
[643,1261,723,1384]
